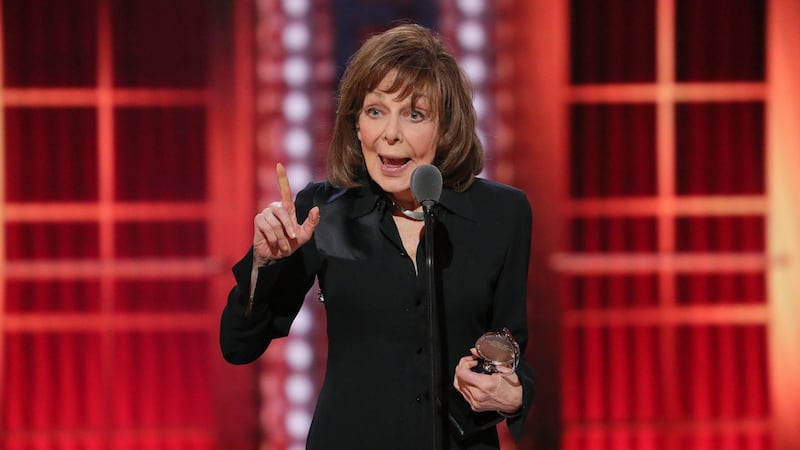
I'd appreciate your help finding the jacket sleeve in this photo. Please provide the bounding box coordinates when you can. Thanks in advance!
[219,185,320,365]
[490,188,535,440]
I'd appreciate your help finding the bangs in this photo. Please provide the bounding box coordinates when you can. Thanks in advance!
[368,63,441,114]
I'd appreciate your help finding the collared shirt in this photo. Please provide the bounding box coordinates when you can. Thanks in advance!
[220,177,534,450]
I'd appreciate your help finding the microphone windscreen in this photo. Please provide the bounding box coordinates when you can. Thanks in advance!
[410,164,443,204]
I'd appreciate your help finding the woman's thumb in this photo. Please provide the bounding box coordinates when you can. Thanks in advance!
[301,206,320,236]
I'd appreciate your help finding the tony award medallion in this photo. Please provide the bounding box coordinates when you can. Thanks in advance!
[472,327,520,374]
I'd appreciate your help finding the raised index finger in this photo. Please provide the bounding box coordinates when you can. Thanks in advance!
[276,163,294,208]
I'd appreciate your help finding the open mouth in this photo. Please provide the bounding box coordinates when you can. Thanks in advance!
[379,156,411,168]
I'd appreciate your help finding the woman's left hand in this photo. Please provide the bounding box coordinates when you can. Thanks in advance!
[453,348,522,415]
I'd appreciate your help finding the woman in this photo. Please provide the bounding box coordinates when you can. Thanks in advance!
[220,23,534,449]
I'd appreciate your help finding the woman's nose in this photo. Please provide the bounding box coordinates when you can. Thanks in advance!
[384,115,402,143]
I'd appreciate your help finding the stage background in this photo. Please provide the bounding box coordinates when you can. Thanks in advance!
[1,0,798,449]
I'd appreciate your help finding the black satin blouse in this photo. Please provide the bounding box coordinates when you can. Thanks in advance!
[220,177,535,450]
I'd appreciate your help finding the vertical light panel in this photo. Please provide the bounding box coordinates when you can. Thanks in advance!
[440,0,518,446]
[253,0,333,448]
[439,0,511,181]
[766,0,800,448]
[508,2,569,446]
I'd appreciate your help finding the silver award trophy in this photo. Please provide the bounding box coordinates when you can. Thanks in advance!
[448,327,521,437]
[472,327,520,374]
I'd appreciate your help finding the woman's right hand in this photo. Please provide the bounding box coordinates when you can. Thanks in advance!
[253,163,320,267]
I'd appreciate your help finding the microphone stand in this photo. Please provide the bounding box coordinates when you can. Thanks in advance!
[422,200,444,450]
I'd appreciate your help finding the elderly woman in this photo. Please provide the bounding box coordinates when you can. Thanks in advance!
[220,23,534,449]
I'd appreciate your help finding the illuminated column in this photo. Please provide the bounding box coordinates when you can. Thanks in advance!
[254,0,330,448]
[439,2,517,447]
[440,0,514,182]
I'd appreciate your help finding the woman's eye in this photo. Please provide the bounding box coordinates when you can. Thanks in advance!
[409,110,426,121]
[365,107,381,117]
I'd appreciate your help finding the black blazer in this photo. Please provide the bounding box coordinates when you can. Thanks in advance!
[220,177,535,450]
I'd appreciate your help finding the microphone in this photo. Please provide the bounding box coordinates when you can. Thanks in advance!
[411,163,445,449]
[410,164,443,209]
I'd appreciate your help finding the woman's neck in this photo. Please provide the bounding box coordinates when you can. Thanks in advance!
[386,192,419,212]
[387,193,424,221]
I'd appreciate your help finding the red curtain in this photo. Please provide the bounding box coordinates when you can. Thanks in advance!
[561,0,770,448]
[2,1,221,449]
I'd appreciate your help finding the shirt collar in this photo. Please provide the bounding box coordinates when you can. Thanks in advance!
[348,180,384,218]
[347,178,478,222]
[437,186,478,222]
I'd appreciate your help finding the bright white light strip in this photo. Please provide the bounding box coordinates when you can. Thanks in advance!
[454,0,493,178]
[279,4,316,449]
[255,3,318,449]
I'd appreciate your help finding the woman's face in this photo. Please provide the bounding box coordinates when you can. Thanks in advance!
[357,71,438,205]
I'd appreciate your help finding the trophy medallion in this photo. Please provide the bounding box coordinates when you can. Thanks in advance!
[472,327,520,374]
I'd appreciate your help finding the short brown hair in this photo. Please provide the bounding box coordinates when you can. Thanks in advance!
[327,23,483,191]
